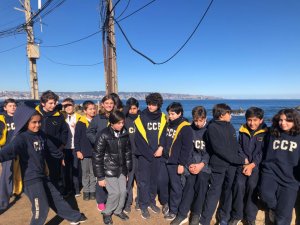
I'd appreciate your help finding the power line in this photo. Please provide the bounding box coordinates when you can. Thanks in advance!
[115,0,215,65]
[115,0,131,20]
[42,52,103,67]
[40,29,102,48]
[0,43,26,53]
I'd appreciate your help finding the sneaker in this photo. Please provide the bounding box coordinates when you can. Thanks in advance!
[114,212,129,221]
[70,213,87,225]
[269,209,275,223]
[164,212,176,221]
[189,213,200,225]
[102,214,113,225]
[162,203,169,215]
[89,192,96,200]
[135,203,141,211]
[245,221,256,225]
[75,193,81,198]
[123,205,131,214]
[83,192,89,201]
[97,203,106,212]
[170,215,188,225]
[141,208,150,219]
[228,219,241,225]
[148,204,161,214]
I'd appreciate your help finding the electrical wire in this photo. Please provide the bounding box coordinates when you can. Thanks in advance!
[115,0,214,65]
[115,0,131,20]
[0,43,26,53]
[40,29,102,48]
[42,52,103,67]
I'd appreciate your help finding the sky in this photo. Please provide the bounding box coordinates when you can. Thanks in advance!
[0,0,300,99]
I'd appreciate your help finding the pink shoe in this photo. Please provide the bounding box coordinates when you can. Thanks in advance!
[97,203,106,212]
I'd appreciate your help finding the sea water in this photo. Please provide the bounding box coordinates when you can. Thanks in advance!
[76,99,300,131]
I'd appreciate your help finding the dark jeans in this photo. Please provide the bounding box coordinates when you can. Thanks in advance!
[231,167,259,221]
[200,165,236,225]
[157,161,169,205]
[137,156,160,210]
[167,164,183,215]
[0,160,13,210]
[125,155,139,207]
[24,178,81,225]
[260,173,298,225]
[178,172,210,217]
[63,149,81,194]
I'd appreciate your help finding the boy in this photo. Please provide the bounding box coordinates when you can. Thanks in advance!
[123,97,140,213]
[74,100,97,201]
[0,104,87,225]
[163,102,193,221]
[0,98,17,210]
[93,110,132,225]
[171,106,211,225]
[62,98,82,197]
[199,103,247,225]
[229,107,267,225]
[134,92,167,219]
[35,90,68,193]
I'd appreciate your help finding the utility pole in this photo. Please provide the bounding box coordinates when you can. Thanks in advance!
[24,0,39,99]
[102,0,118,94]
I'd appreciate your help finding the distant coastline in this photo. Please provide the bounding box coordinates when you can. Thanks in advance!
[0,91,221,101]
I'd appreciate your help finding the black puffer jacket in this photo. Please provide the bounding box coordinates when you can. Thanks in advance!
[93,126,132,181]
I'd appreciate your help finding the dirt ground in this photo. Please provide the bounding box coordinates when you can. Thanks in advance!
[0,166,299,225]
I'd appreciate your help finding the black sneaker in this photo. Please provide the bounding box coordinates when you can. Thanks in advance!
[102,214,113,225]
[189,213,200,225]
[114,212,129,221]
[123,205,131,214]
[164,212,176,221]
[170,215,188,225]
[228,219,241,225]
[141,208,150,219]
[148,204,161,214]
[162,203,169,215]
[89,192,96,200]
[70,213,87,225]
[83,192,89,201]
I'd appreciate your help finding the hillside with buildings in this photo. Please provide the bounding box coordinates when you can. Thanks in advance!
[0,91,221,100]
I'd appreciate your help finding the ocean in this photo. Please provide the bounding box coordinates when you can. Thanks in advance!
[76,99,300,131]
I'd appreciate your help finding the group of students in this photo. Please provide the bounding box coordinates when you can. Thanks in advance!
[0,90,299,225]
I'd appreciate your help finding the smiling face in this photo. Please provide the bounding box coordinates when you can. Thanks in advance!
[27,114,42,133]
[84,104,96,119]
[279,114,294,132]
[42,99,57,112]
[246,116,263,131]
[102,99,115,113]
[63,102,75,115]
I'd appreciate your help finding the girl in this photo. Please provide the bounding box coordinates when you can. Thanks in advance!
[86,94,115,211]
[0,104,86,225]
[92,110,132,225]
[260,108,300,225]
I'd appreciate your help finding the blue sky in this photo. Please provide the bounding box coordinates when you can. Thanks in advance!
[0,0,300,99]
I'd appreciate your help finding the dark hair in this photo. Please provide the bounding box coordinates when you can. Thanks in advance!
[212,103,231,119]
[40,90,59,104]
[4,98,16,108]
[145,93,163,109]
[82,100,95,111]
[110,93,123,111]
[166,102,183,115]
[62,97,75,105]
[126,97,139,108]
[109,110,125,124]
[271,108,300,137]
[192,106,207,119]
[245,107,264,120]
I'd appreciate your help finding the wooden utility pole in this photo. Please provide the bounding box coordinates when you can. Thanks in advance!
[103,0,118,94]
[24,0,39,99]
